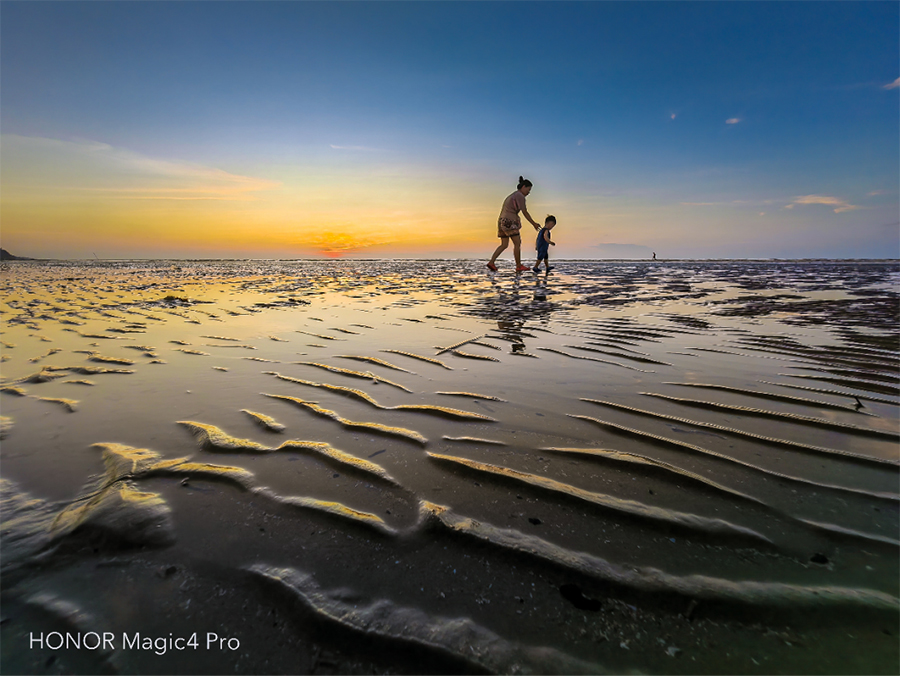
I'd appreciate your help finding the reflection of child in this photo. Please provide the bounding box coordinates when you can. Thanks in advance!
[532,215,557,273]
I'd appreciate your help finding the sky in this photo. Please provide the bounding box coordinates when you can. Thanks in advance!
[1,1,897,260]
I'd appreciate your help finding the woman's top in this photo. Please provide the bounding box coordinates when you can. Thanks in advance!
[498,190,527,223]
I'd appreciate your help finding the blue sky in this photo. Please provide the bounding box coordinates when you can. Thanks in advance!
[1,1,897,259]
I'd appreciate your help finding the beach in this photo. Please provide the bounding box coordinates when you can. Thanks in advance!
[1,258,898,674]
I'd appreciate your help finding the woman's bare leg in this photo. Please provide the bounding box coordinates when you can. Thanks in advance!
[489,237,509,264]
[511,235,522,266]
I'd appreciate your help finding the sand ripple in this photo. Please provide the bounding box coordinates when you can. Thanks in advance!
[248,564,605,675]
[293,361,413,392]
[178,420,405,482]
[263,394,428,445]
[428,452,774,547]
[422,503,899,614]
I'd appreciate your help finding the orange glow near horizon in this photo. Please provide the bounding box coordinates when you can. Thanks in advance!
[7,133,881,261]
[0,134,510,259]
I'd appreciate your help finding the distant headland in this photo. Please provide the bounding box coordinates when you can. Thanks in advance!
[0,248,36,261]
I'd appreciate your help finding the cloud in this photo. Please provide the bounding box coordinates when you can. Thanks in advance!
[1,134,280,200]
[884,77,900,90]
[867,190,887,196]
[577,139,584,146]
[329,144,380,151]
[786,194,860,213]
[670,113,677,120]
[680,202,720,206]
[725,118,741,125]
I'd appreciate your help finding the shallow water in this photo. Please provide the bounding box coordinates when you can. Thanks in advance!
[1,259,898,674]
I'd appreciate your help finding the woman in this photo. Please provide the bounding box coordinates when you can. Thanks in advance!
[487,176,542,272]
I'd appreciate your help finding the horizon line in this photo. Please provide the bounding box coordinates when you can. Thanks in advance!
[3,256,899,263]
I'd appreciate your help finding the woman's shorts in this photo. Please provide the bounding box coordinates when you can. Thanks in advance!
[497,217,522,238]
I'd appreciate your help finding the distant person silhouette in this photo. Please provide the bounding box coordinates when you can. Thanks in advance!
[487,176,542,273]
[652,252,657,260]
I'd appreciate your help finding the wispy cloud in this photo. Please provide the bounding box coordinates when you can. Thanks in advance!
[680,202,720,206]
[329,144,380,151]
[670,113,677,120]
[867,190,887,196]
[884,77,900,90]
[786,194,859,213]
[577,139,584,146]
[2,134,280,200]
[725,118,741,125]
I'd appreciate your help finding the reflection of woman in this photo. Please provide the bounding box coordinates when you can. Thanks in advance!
[487,176,542,272]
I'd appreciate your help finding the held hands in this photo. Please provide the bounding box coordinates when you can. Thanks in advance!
[550,241,556,246]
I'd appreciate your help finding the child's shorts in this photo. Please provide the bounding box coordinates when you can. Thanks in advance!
[536,252,549,261]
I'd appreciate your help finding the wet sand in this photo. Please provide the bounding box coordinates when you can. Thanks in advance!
[1,259,898,674]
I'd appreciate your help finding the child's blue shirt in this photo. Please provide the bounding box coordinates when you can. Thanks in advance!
[536,227,551,255]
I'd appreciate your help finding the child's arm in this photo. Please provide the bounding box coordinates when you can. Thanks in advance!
[544,230,555,245]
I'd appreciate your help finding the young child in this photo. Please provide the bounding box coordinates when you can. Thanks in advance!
[533,215,557,273]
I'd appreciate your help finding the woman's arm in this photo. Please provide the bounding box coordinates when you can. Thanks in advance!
[521,207,541,229]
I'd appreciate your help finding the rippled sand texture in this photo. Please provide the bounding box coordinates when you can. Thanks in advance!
[1,259,898,675]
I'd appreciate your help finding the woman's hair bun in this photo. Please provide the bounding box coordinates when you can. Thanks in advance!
[519,175,524,182]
